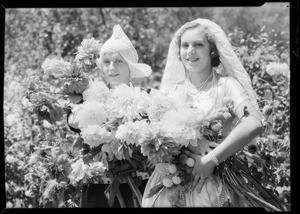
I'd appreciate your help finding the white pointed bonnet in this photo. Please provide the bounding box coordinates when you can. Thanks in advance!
[96,25,152,79]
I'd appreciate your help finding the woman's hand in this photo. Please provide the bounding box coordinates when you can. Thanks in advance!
[184,150,217,194]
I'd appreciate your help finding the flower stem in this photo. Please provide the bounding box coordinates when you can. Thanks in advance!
[125,175,143,206]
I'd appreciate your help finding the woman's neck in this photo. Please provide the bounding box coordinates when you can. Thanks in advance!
[187,68,213,86]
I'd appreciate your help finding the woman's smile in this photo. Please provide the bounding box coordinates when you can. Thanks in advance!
[109,73,120,78]
[187,57,199,62]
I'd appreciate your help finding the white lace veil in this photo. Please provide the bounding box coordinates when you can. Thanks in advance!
[160,18,259,110]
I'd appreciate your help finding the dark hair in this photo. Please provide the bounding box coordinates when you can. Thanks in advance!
[175,22,220,67]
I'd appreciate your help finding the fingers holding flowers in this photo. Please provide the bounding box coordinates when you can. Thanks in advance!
[184,150,215,193]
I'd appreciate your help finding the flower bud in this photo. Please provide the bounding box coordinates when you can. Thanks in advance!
[168,164,177,174]
[162,177,173,188]
[262,105,273,117]
[186,158,195,167]
[211,122,222,132]
[172,176,182,185]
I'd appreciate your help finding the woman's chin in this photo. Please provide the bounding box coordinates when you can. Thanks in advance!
[186,66,201,73]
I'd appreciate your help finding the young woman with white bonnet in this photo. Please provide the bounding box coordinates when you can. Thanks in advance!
[67,24,152,207]
[96,24,152,89]
[142,18,263,207]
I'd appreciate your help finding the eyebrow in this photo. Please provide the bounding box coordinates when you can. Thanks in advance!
[102,56,124,60]
[181,40,205,43]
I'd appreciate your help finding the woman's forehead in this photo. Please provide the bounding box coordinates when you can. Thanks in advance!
[181,26,207,43]
[101,50,123,59]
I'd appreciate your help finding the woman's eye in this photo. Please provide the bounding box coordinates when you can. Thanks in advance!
[195,43,203,47]
[115,60,123,64]
[181,44,188,49]
[103,60,110,64]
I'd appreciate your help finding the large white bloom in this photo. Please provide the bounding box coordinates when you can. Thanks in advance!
[107,84,151,121]
[82,78,110,103]
[75,38,102,64]
[89,161,107,174]
[68,159,91,185]
[115,120,150,146]
[5,113,20,126]
[41,58,72,78]
[81,125,112,148]
[74,101,108,129]
[266,62,290,79]
[146,89,180,122]
[160,107,202,147]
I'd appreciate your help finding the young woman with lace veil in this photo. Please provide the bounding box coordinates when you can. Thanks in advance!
[67,25,152,207]
[141,18,281,208]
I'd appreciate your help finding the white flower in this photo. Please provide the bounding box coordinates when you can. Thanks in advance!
[89,161,107,174]
[168,164,177,174]
[186,158,195,167]
[159,108,202,147]
[74,101,108,129]
[6,201,13,208]
[41,58,72,78]
[28,154,40,165]
[5,155,18,163]
[107,84,151,121]
[5,113,20,126]
[115,120,150,146]
[68,159,91,185]
[42,120,52,128]
[172,176,182,185]
[75,38,102,63]
[146,89,179,122]
[81,125,112,148]
[162,177,173,188]
[82,78,110,103]
[22,97,33,109]
[266,62,290,78]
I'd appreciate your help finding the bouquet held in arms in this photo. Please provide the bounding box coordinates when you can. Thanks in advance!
[69,81,152,207]
[136,89,210,207]
[201,98,286,211]
[22,38,149,207]
[23,38,102,125]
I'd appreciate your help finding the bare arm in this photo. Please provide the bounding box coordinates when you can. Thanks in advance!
[206,99,263,164]
[187,99,263,192]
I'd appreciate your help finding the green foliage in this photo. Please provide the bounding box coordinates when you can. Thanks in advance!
[4,6,290,209]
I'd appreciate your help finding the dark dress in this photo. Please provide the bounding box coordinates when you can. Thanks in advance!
[81,180,148,208]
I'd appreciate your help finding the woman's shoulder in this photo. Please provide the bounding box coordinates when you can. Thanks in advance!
[217,75,242,88]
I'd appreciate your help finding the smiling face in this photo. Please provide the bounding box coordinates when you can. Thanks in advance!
[100,50,130,88]
[179,25,212,74]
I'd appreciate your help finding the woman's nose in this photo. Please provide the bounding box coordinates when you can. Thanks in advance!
[108,62,116,74]
[187,46,195,55]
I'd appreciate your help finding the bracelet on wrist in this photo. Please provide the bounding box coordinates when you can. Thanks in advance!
[211,155,219,166]
[207,152,219,166]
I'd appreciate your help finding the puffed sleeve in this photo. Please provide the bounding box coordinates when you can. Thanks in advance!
[222,77,251,114]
